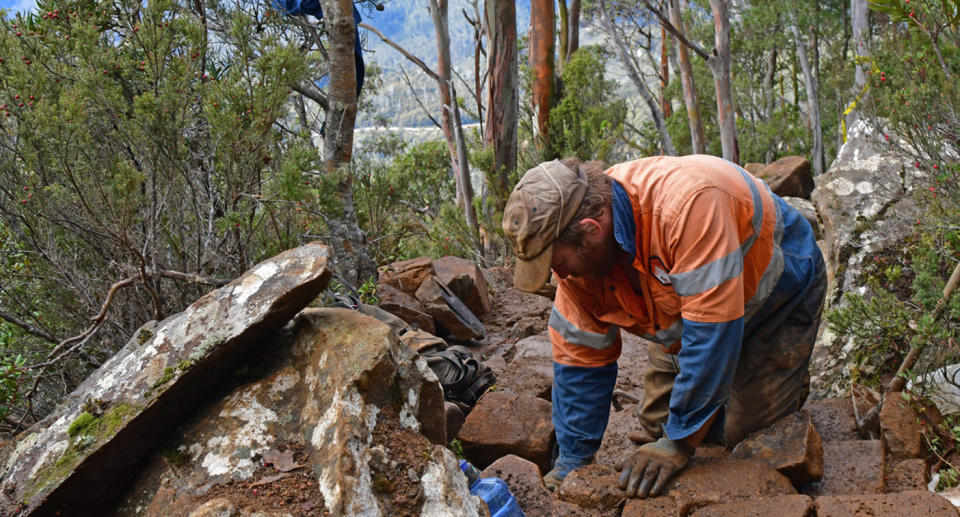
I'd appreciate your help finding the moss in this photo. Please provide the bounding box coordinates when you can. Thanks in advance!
[136,328,154,344]
[24,402,140,505]
[371,471,394,494]
[67,412,96,438]
[150,367,176,392]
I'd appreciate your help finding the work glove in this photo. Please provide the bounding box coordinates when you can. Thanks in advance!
[617,436,694,498]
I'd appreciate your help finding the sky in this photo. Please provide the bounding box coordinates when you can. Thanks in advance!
[1,0,37,16]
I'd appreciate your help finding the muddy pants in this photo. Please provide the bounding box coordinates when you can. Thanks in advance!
[638,251,828,447]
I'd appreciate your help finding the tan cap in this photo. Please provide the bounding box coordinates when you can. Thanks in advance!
[502,160,587,292]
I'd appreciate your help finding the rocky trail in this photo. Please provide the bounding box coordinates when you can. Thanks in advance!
[2,123,958,516]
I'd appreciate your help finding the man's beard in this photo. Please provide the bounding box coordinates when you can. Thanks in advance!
[575,235,618,279]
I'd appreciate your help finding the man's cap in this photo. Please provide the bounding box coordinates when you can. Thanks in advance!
[502,160,587,292]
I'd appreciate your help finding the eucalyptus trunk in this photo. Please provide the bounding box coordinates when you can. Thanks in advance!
[707,0,739,164]
[484,0,518,211]
[669,0,705,153]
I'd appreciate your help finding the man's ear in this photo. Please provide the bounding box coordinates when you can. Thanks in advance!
[578,218,603,236]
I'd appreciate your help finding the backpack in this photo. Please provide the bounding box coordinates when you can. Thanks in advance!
[331,293,496,412]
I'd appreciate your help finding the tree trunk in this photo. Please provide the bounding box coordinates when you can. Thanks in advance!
[849,0,869,130]
[428,0,479,239]
[558,0,569,74]
[669,0,705,154]
[790,4,824,175]
[531,0,556,154]
[568,0,581,57]
[319,0,376,284]
[660,23,671,119]
[707,0,738,164]
[484,0,518,211]
[598,0,676,156]
[764,45,778,162]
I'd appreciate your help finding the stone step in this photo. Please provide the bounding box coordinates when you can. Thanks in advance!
[815,491,958,516]
[802,440,885,496]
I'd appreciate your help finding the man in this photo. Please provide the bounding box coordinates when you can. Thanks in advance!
[502,155,826,498]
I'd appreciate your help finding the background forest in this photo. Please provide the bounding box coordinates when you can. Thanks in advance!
[0,0,958,482]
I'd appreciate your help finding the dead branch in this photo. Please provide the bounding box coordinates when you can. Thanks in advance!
[358,22,440,82]
[0,309,59,344]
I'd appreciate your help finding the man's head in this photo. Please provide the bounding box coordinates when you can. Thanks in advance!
[503,158,614,292]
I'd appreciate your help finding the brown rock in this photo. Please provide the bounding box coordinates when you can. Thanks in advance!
[743,162,766,176]
[0,242,334,516]
[378,256,436,296]
[885,458,929,492]
[815,491,959,516]
[415,275,484,341]
[665,457,796,512]
[446,401,466,440]
[496,335,554,401]
[434,256,493,316]
[731,410,823,486]
[377,283,435,334]
[457,390,554,473]
[189,498,237,517]
[511,316,546,339]
[804,397,861,442]
[621,497,677,517]
[481,455,553,517]
[802,440,885,496]
[556,464,626,510]
[881,394,923,458]
[596,404,645,469]
[689,495,813,517]
[759,155,814,199]
[553,498,618,517]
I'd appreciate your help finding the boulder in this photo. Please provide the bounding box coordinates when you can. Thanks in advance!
[743,162,766,177]
[759,155,815,199]
[689,495,814,517]
[625,458,796,514]
[731,411,823,487]
[378,256,436,296]
[802,440,885,496]
[809,119,923,396]
[782,196,822,240]
[481,455,553,517]
[111,308,479,516]
[456,390,554,473]
[880,394,924,459]
[445,401,466,440]
[804,397,861,442]
[434,256,493,316]
[0,242,334,516]
[814,491,959,516]
[415,275,485,341]
[621,497,676,517]
[884,458,929,492]
[377,283,435,335]
[495,334,554,401]
[556,464,625,511]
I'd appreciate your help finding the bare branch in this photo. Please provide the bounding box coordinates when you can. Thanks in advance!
[292,83,330,111]
[635,0,711,60]
[359,22,440,82]
[0,310,59,343]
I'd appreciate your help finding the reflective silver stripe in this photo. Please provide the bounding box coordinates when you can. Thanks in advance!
[549,306,618,350]
[745,182,786,320]
[642,319,684,347]
[668,164,763,297]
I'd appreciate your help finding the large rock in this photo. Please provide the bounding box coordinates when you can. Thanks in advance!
[804,397,861,442]
[884,458,929,492]
[815,491,959,516]
[456,390,554,473]
[112,308,477,516]
[810,119,923,396]
[495,334,554,401]
[434,256,493,317]
[556,464,625,511]
[880,394,923,459]
[415,275,485,341]
[378,256,436,296]
[802,440,885,496]
[731,411,823,487]
[480,455,553,517]
[625,458,796,514]
[760,156,815,199]
[377,283,435,335]
[0,242,334,515]
[689,495,814,517]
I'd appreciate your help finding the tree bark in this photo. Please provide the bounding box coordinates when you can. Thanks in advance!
[530,0,556,153]
[598,0,676,156]
[568,0,581,57]
[660,23,671,119]
[558,0,569,73]
[707,0,738,164]
[428,0,479,237]
[790,3,824,175]
[668,0,705,154]
[484,0,518,211]
[849,0,869,130]
[319,0,376,284]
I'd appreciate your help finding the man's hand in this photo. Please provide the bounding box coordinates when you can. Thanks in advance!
[617,437,694,498]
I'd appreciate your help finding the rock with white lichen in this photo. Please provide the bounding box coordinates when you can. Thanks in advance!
[0,242,334,516]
